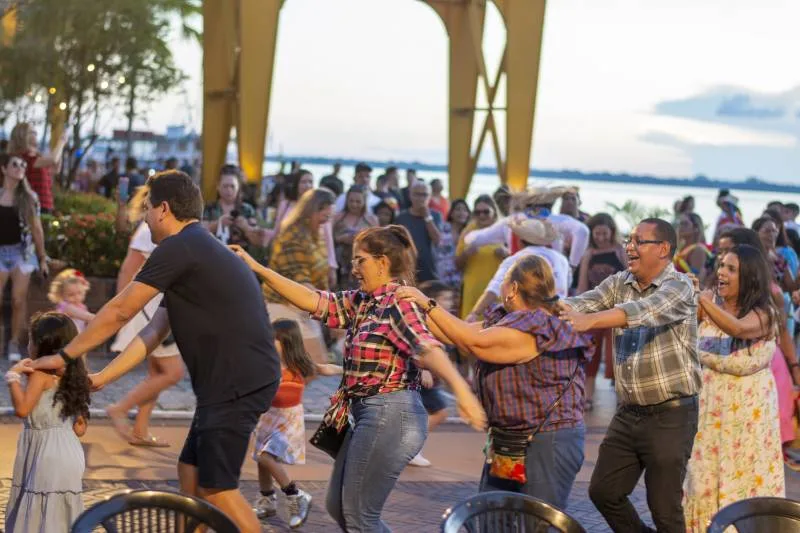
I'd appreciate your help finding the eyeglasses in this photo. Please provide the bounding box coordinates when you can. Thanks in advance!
[351,256,370,268]
[624,237,664,248]
[474,209,492,216]
[9,160,27,169]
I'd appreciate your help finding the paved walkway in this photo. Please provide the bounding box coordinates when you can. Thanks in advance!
[0,354,342,416]
[1,364,798,531]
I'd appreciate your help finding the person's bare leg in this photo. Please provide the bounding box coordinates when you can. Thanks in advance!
[427,409,448,432]
[130,356,184,438]
[0,271,9,355]
[198,487,261,533]
[257,453,292,488]
[108,354,183,439]
[178,461,199,497]
[257,462,274,493]
[8,269,31,347]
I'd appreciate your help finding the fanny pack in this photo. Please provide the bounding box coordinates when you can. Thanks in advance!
[486,365,579,484]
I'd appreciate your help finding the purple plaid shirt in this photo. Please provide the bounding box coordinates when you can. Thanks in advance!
[475,305,594,432]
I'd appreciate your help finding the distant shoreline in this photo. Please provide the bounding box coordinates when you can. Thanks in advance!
[266,155,800,194]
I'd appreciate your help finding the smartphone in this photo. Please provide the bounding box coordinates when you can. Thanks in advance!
[118,177,130,202]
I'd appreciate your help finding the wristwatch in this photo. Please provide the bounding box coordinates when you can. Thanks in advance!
[424,216,433,223]
[423,298,438,314]
[58,349,74,365]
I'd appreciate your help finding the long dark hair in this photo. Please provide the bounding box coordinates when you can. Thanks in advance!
[763,208,789,248]
[284,169,313,202]
[587,212,618,249]
[0,153,40,226]
[354,225,418,285]
[725,244,777,337]
[273,319,316,379]
[446,199,470,224]
[29,312,91,420]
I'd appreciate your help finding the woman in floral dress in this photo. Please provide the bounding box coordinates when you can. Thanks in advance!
[683,244,784,532]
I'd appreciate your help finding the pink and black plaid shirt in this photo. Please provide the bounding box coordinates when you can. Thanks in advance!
[313,282,442,428]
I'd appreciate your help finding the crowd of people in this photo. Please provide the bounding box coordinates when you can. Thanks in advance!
[2,138,800,532]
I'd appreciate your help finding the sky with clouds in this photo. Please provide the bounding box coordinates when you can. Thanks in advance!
[139,0,800,184]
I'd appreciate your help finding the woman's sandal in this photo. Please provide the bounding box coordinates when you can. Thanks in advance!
[129,433,171,448]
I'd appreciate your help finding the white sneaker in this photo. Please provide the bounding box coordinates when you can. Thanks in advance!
[7,341,21,362]
[409,453,431,467]
[254,493,277,519]
[286,489,312,529]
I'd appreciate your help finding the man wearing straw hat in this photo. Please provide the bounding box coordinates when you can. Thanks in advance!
[467,216,570,321]
[462,185,589,270]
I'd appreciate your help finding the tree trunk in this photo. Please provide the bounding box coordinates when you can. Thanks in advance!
[125,69,137,159]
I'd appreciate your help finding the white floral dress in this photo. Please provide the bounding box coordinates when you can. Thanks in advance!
[683,320,784,532]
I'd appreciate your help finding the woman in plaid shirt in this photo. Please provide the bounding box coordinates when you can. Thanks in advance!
[398,252,593,509]
[230,225,485,531]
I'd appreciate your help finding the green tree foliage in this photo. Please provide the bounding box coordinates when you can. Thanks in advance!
[0,0,200,184]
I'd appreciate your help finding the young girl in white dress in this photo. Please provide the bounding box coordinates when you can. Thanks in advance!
[4,312,90,533]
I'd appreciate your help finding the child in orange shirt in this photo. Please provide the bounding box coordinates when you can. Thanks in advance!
[252,319,341,528]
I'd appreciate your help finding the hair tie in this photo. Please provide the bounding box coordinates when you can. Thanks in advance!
[542,294,559,304]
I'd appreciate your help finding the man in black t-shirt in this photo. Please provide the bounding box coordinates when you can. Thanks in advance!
[28,170,280,533]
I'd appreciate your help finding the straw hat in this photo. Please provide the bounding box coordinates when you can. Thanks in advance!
[508,214,558,246]
[515,185,579,208]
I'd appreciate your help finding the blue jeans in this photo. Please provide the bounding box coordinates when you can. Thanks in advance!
[326,389,428,532]
[480,425,585,509]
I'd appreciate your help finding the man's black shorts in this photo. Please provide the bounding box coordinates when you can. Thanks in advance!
[179,382,278,490]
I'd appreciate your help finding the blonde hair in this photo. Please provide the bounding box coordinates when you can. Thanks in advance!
[126,185,150,224]
[48,269,91,304]
[280,188,335,234]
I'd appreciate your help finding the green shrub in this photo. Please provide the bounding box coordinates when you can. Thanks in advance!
[43,213,129,278]
[53,190,117,216]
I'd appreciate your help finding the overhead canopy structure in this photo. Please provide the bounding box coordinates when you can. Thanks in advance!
[202,0,546,200]
[4,0,546,199]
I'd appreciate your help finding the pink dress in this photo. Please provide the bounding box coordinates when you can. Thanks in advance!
[771,345,796,444]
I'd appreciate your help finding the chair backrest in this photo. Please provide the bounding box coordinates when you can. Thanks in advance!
[71,489,240,533]
[441,491,586,533]
[707,497,800,533]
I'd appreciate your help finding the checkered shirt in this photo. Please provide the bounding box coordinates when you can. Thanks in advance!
[263,222,329,302]
[565,263,701,406]
[313,282,442,428]
[476,306,593,432]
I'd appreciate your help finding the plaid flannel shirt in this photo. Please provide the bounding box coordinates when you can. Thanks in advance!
[565,263,701,406]
[476,306,592,432]
[313,282,442,428]
[263,222,329,302]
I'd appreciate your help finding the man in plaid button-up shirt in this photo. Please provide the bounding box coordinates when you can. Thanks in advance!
[561,218,701,533]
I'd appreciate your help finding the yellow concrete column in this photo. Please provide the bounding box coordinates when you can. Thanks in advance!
[237,0,283,185]
[427,0,484,200]
[202,0,238,200]
[493,0,546,192]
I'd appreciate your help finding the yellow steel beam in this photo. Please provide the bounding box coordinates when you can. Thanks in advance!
[201,0,238,200]
[492,0,546,192]
[426,0,484,200]
[1,5,18,46]
[237,0,282,185]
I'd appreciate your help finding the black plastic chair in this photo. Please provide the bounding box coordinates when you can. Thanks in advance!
[441,491,586,533]
[71,489,239,533]
[707,497,800,533]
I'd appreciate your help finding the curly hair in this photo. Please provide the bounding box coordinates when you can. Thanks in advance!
[47,268,90,304]
[29,312,91,420]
